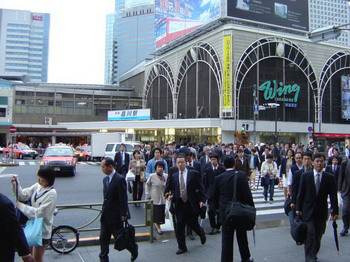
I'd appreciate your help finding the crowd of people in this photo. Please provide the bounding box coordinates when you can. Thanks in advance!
[2,139,350,262]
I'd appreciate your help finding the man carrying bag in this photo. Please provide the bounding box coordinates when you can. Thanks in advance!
[212,156,255,262]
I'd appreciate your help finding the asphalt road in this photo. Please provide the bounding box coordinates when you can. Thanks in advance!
[0,159,147,238]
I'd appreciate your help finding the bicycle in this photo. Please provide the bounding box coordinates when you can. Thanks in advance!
[49,210,80,254]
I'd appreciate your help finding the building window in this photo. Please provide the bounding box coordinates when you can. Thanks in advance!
[0,108,6,117]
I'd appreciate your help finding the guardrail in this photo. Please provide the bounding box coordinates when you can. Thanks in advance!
[56,200,154,243]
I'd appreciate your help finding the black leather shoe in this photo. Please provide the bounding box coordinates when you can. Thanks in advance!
[340,229,348,236]
[208,228,215,235]
[187,233,195,240]
[131,244,138,261]
[200,233,206,245]
[241,258,254,262]
[176,249,187,255]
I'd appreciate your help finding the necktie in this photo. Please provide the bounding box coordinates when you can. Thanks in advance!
[334,166,336,173]
[180,171,188,202]
[122,152,125,165]
[315,173,320,194]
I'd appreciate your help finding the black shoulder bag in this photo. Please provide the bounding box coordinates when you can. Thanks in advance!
[224,173,256,231]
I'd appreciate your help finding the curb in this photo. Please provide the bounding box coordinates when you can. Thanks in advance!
[0,163,19,166]
[77,218,290,247]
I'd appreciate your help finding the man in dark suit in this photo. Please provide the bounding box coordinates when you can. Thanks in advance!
[213,156,254,262]
[0,193,33,262]
[114,143,130,177]
[187,151,201,174]
[339,159,350,236]
[325,157,340,190]
[99,158,138,262]
[165,154,206,254]
[296,153,338,262]
[235,149,251,178]
[204,153,226,234]
[199,146,212,176]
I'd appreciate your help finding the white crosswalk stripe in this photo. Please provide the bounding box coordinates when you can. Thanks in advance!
[18,162,25,166]
[29,162,36,165]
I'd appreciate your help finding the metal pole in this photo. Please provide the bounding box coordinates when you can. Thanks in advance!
[275,104,278,144]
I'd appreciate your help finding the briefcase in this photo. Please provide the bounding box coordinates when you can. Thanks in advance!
[284,198,292,216]
[290,217,306,244]
[225,174,256,231]
[114,221,136,251]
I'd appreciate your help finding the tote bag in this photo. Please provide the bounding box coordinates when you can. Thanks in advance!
[24,217,44,246]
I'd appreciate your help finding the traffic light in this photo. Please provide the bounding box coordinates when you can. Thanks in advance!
[241,124,245,131]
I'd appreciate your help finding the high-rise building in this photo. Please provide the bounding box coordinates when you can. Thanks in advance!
[0,9,50,82]
[309,0,350,46]
[105,1,155,85]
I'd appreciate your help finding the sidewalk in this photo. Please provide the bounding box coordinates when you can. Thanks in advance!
[36,223,350,262]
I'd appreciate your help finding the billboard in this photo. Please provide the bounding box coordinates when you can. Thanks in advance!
[155,0,221,49]
[228,0,309,32]
[223,35,233,111]
[341,76,350,120]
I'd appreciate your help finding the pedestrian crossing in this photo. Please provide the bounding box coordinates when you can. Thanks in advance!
[13,161,100,166]
[252,187,286,216]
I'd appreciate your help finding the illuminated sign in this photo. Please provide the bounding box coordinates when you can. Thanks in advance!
[108,109,151,121]
[341,75,350,120]
[259,80,300,103]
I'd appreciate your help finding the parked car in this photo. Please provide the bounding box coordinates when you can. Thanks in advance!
[76,145,92,161]
[40,145,77,176]
[3,143,38,159]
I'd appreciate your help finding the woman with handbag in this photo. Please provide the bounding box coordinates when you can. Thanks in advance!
[145,161,168,235]
[11,167,57,262]
[129,150,146,206]
[260,154,278,204]
[279,149,295,200]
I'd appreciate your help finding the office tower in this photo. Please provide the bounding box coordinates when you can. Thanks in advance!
[0,9,50,82]
[309,0,350,46]
[105,1,155,85]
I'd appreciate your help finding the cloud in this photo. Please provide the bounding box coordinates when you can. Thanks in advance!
[201,0,220,8]
[200,0,211,7]
[199,10,211,23]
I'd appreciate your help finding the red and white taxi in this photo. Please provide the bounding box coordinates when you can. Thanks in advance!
[40,145,77,176]
[3,143,38,159]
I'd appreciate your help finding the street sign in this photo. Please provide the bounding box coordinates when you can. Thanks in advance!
[9,126,16,134]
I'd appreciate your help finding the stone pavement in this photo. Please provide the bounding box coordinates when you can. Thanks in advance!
[22,222,350,262]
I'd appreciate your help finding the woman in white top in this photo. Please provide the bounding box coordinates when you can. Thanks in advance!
[261,154,278,204]
[145,161,168,235]
[11,167,57,262]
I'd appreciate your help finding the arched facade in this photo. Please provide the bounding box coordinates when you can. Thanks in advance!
[319,51,350,128]
[175,42,222,118]
[144,60,175,119]
[235,37,318,123]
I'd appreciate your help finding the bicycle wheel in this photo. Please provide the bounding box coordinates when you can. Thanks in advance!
[50,225,79,254]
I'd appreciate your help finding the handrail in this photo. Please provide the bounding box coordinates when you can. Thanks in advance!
[56,200,154,243]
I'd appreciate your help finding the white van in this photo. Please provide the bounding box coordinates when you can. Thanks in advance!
[104,141,142,159]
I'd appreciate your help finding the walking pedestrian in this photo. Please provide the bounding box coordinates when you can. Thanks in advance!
[10,167,57,262]
[99,158,138,262]
[296,153,338,262]
[129,150,146,205]
[261,154,278,203]
[339,158,350,236]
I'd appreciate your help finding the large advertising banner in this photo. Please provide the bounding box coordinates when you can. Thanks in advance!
[223,35,233,111]
[155,0,221,49]
[341,76,350,120]
[228,0,309,31]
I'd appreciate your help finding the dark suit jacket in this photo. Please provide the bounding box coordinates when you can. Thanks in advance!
[249,154,260,170]
[235,157,251,177]
[325,164,340,190]
[101,172,130,224]
[339,159,350,197]
[213,170,254,223]
[0,193,30,257]
[166,169,206,215]
[291,168,305,205]
[114,151,130,173]
[204,165,226,200]
[189,161,201,174]
[296,170,338,222]
[199,154,211,175]
[280,157,296,177]
[143,151,152,163]
[327,155,342,166]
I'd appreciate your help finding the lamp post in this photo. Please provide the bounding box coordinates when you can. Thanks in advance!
[266,103,280,144]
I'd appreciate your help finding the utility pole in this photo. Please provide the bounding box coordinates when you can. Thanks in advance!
[253,84,258,145]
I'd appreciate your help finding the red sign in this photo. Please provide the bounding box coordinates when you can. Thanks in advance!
[9,126,16,133]
[32,15,43,21]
